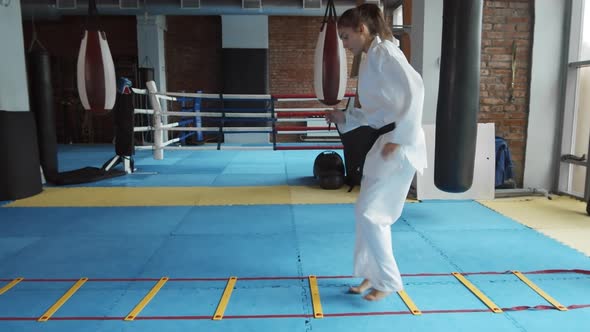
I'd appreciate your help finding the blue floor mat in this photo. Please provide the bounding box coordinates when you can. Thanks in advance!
[1,147,589,331]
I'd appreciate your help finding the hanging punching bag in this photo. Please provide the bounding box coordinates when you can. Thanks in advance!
[27,49,59,182]
[434,0,483,193]
[314,0,347,106]
[114,77,134,157]
[76,0,116,114]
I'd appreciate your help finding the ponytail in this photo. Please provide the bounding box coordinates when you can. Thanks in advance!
[338,3,393,41]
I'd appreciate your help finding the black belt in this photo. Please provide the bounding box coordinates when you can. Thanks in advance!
[374,122,396,137]
[340,121,397,192]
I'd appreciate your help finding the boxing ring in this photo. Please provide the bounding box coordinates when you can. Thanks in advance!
[132,81,351,159]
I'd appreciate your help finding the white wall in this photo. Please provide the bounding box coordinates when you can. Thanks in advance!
[418,123,496,200]
[411,0,443,125]
[410,0,424,73]
[136,15,167,92]
[221,15,269,144]
[222,15,268,49]
[137,15,168,139]
[524,0,568,190]
[0,0,30,112]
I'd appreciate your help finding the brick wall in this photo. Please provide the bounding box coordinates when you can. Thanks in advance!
[269,2,533,186]
[23,16,137,58]
[22,16,137,144]
[479,0,533,186]
[269,16,358,142]
[164,16,222,143]
[165,16,222,94]
[269,16,358,96]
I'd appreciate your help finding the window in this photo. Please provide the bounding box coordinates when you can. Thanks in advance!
[579,1,590,60]
[559,0,590,199]
[393,5,404,27]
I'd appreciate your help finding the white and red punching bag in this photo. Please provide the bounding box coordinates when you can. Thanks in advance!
[314,0,347,106]
[76,0,116,114]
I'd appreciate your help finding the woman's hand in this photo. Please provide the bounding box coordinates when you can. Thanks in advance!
[381,143,399,159]
[325,109,346,125]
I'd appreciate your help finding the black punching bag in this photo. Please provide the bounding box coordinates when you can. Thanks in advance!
[434,0,483,193]
[27,50,59,182]
[0,111,43,200]
[114,78,134,157]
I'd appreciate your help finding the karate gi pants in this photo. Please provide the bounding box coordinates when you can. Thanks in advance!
[353,148,416,293]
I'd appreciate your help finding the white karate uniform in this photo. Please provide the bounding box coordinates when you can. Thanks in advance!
[338,36,427,292]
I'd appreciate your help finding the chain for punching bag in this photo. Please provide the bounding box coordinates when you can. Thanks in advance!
[314,0,348,106]
[76,0,116,114]
[434,0,484,193]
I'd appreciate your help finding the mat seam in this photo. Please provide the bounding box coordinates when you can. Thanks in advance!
[402,217,463,272]
[287,202,313,331]
[476,201,590,258]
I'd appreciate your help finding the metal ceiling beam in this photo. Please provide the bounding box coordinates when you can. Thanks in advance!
[20,0,366,18]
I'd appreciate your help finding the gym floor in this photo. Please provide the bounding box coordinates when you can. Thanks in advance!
[1,145,589,332]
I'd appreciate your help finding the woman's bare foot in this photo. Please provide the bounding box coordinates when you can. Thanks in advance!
[363,289,392,301]
[348,279,371,294]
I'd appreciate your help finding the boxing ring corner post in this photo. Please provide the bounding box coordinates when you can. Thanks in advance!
[146,80,164,160]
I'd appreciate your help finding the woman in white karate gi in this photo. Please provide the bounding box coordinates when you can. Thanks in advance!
[325,4,427,301]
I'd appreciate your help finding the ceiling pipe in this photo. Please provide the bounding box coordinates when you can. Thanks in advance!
[20,0,377,19]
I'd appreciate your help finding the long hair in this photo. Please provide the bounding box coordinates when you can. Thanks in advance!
[337,3,393,41]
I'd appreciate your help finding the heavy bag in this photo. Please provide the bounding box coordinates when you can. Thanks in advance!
[0,111,43,201]
[27,49,59,182]
[76,0,116,114]
[314,0,347,106]
[313,151,345,190]
[114,77,134,156]
[434,0,483,193]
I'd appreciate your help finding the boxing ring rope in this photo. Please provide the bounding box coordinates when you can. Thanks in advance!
[132,81,353,159]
